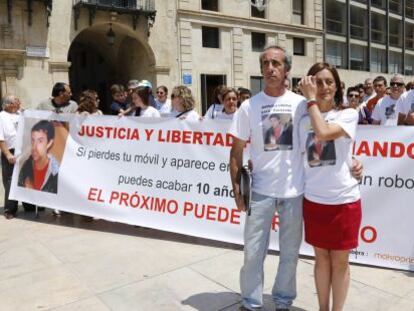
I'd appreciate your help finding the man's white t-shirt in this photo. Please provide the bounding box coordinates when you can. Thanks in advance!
[299,108,360,205]
[229,90,305,198]
[0,111,19,149]
[372,95,398,126]
[396,90,414,117]
[140,106,161,118]
[204,103,224,119]
[214,110,235,120]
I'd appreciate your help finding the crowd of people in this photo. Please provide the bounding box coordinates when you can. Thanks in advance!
[1,43,414,311]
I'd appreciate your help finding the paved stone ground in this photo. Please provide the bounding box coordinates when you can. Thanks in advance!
[0,205,413,311]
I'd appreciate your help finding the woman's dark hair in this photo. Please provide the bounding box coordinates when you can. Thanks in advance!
[131,86,150,107]
[307,62,343,107]
[221,87,238,101]
[156,85,168,94]
[52,82,67,97]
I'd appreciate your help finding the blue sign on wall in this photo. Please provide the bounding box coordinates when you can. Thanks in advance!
[183,74,192,85]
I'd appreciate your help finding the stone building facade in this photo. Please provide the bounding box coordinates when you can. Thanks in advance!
[0,0,324,113]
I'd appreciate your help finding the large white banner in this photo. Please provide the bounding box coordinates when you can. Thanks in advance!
[10,110,414,272]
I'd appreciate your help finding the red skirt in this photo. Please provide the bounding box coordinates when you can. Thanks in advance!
[303,198,362,250]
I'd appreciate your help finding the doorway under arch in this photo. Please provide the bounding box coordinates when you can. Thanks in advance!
[68,23,156,114]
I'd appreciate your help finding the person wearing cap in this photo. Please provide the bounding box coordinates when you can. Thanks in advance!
[138,80,157,108]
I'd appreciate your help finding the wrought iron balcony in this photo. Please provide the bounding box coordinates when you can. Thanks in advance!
[73,0,156,31]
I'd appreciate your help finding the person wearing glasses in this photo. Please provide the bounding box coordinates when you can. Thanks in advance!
[346,87,372,125]
[372,74,404,126]
[170,86,200,120]
[155,85,172,115]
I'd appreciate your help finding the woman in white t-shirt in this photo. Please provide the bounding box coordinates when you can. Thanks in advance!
[120,87,160,118]
[170,85,200,120]
[206,87,238,120]
[299,63,361,311]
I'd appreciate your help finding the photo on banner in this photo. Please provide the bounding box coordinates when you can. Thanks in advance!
[17,118,69,194]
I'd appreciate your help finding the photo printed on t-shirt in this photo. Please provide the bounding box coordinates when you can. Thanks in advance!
[306,131,336,167]
[261,103,293,151]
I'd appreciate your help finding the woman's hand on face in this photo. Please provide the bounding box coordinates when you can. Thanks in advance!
[299,76,317,100]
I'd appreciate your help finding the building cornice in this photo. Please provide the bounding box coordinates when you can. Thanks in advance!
[177,9,323,37]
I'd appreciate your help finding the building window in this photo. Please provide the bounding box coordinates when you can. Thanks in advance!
[389,18,402,48]
[292,0,304,24]
[200,74,226,115]
[370,48,386,73]
[293,38,305,56]
[350,6,367,40]
[371,13,386,44]
[250,76,264,96]
[326,40,347,69]
[406,0,414,19]
[406,23,414,50]
[371,0,386,9]
[326,1,346,35]
[389,0,401,14]
[405,55,414,76]
[251,1,266,18]
[251,32,266,52]
[389,52,402,74]
[350,44,368,71]
[201,0,218,11]
[202,26,220,48]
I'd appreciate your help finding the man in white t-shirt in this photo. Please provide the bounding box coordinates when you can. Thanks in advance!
[396,89,414,125]
[229,46,305,311]
[372,74,404,126]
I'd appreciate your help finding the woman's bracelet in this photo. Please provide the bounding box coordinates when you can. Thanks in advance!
[307,99,317,109]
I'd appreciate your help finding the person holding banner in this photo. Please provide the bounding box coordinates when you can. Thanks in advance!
[230,45,305,311]
[208,87,238,120]
[0,95,35,219]
[299,63,361,311]
[119,86,160,118]
[170,86,200,120]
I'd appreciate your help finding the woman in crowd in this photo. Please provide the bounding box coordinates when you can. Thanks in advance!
[77,90,103,115]
[170,85,200,120]
[206,87,238,120]
[155,85,172,115]
[119,87,160,118]
[204,84,226,119]
[299,63,361,311]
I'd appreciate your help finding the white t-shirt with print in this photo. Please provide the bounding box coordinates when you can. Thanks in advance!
[372,95,398,126]
[204,103,224,119]
[299,108,360,205]
[0,111,19,149]
[229,90,306,198]
[396,90,414,117]
[140,106,161,118]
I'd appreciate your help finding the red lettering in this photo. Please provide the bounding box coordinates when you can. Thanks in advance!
[355,141,371,156]
[87,188,98,201]
[372,141,388,157]
[182,131,191,144]
[183,202,193,216]
[217,207,229,222]
[193,132,203,144]
[271,215,280,230]
[230,209,241,224]
[206,205,217,220]
[390,142,405,158]
[408,143,414,159]
[109,191,119,204]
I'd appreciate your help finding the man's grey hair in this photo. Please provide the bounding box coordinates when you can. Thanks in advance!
[1,94,16,110]
[259,45,292,73]
[390,73,404,82]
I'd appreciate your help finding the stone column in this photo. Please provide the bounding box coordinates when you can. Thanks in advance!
[233,27,244,88]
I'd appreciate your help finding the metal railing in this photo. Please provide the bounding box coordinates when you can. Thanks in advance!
[73,0,155,11]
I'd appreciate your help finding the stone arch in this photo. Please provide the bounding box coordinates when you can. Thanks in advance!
[67,21,156,113]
